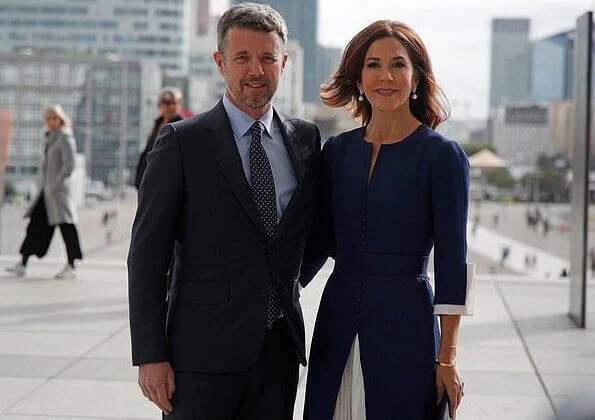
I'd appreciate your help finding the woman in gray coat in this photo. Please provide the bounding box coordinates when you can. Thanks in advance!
[5,104,83,279]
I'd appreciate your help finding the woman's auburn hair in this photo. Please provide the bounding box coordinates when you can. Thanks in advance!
[320,20,450,129]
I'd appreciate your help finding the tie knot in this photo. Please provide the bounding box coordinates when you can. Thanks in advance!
[250,121,264,141]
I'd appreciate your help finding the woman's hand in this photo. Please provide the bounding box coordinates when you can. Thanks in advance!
[436,363,465,419]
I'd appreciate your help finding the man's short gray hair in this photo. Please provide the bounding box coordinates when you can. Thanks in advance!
[217,3,288,53]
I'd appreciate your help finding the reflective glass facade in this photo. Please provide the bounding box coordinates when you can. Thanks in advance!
[490,18,531,109]
[532,32,573,102]
[0,0,189,75]
[232,0,318,102]
[0,53,161,184]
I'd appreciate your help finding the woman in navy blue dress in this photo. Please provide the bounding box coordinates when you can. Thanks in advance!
[300,21,474,419]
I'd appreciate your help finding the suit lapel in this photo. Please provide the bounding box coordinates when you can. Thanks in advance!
[277,112,305,183]
[205,101,267,236]
[275,112,306,237]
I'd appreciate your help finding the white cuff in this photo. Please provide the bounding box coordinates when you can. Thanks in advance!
[433,263,476,316]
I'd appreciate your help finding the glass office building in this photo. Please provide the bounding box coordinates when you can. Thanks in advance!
[532,31,574,102]
[232,0,318,102]
[0,52,161,184]
[489,18,531,109]
[0,0,189,75]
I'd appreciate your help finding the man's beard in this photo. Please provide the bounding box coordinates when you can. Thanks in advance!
[228,77,274,110]
[239,93,271,109]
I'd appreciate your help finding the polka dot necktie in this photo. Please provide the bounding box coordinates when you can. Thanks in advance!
[249,121,281,328]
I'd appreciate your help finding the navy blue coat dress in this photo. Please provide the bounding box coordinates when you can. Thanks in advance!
[300,124,470,419]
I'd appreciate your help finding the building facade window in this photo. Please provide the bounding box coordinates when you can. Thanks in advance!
[113,7,148,17]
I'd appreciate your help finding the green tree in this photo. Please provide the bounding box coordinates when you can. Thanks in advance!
[536,153,552,169]
[4,181,16,197]
[486,167,515,188]
[460,142,497,157]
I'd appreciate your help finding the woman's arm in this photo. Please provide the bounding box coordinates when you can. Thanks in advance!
[431,139,471,418]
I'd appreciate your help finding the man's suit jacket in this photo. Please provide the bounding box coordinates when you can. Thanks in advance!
[128,100,320,373]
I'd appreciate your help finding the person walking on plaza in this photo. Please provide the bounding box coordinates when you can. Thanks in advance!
[5,105,83,279]
[472,214,480,236]
[500,245,511,268]
[298,20,473,419]
[127,3,320,419]
[134,87,184,189]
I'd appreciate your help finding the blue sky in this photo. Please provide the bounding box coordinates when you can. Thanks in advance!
[212,0,595,119]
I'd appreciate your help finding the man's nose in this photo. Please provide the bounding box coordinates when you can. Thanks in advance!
[246,59,265,76]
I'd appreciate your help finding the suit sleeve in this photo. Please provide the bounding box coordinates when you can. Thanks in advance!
[135,131,158,190]
[128,124,183,365]
[431,140,472,315]
[299,136,336,287]
[134,149,148,190]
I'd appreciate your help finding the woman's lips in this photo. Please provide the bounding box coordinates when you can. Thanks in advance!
[375,89,397,96]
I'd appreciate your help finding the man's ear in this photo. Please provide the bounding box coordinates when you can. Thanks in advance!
[213,51,225,76]
[281,53,288,73]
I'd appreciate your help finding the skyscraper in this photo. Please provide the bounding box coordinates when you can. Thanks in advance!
[489,18,531,109]
[0,0,190,75]
[190,0,210,37]
[532,30,574,102]
[232,0,318,103]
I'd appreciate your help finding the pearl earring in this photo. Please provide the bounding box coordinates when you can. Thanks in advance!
[412,91,418,100]
[358,91,364,102]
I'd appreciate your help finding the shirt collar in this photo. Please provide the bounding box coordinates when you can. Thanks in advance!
[222,93,274,140]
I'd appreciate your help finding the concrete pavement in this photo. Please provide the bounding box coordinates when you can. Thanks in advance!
[1,199,594,419]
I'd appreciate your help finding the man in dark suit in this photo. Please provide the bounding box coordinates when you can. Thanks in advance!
[127,3,320,419]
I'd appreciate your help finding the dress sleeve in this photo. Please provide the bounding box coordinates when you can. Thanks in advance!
[431,140,474,316]
[299,136,337,287]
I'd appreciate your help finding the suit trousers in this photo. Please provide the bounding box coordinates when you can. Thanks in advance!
[164,319,299,420]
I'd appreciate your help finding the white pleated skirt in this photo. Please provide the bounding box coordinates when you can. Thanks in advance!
[333,335,366,420]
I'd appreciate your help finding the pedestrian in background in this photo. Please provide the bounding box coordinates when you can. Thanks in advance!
[472,214,480,236]
[543,217,550,237]
[5,104,83,279]
[134,87,184,189]
[500,245,511,268]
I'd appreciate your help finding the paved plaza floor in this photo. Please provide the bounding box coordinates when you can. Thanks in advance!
[0,199,594,419]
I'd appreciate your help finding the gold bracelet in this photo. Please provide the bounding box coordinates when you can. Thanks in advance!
[436,360,457,368]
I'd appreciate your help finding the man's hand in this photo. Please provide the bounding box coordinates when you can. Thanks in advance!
[138,361,175,415]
